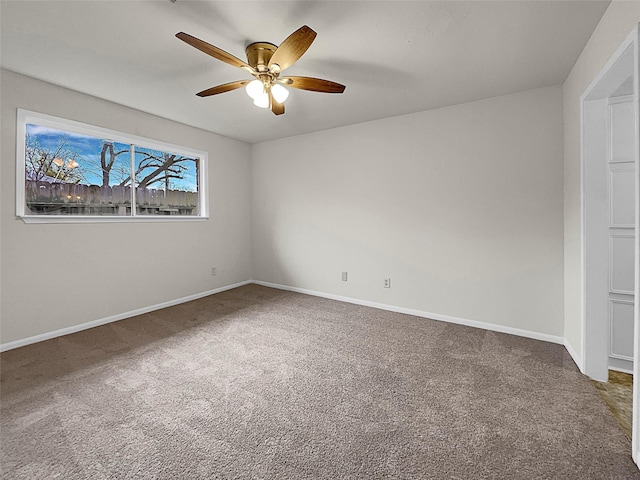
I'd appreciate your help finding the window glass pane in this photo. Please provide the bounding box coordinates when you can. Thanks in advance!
[133,146,199,216]
[25,124,131,216]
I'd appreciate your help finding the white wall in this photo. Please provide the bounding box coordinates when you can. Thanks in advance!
[563,1,640,363]
[252,86,564,338]
[0,70,253,345]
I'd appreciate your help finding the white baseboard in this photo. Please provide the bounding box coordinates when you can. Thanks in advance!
[0,279,571,354]
[253,280,565,345]
[0,280,252,352]
[563,339,584,372]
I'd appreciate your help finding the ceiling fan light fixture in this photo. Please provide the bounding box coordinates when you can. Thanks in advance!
[271,83,289,104]
[176,25,345,116]
[253,92,270,108]
[245,79,264,100]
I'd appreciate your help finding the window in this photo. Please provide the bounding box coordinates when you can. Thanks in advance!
[17,109,208,222]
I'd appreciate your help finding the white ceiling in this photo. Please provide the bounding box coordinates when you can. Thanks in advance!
[1,0,610,144]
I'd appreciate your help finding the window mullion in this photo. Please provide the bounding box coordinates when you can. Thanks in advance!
[130,144,136,216]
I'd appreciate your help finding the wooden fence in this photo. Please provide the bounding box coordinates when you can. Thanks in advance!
[25,181,198,215]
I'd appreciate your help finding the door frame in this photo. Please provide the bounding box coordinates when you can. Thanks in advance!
[580,23,640,463]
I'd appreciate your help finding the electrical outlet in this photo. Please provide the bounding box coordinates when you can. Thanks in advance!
[384,278,391,288]
[342,272,348,282]
[211,267,217,276]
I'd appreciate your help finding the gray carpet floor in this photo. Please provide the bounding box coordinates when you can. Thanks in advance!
[1,284,639,479]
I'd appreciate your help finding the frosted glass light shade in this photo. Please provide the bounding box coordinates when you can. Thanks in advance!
[245,80,264,99]
[253,92,269,108]
[271,84,289,103]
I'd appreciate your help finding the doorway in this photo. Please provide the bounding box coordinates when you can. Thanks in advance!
[581,25,639,463]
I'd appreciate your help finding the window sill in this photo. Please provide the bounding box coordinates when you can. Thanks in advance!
[19,215,209,224]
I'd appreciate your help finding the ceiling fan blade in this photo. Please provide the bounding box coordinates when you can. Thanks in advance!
[279,76,346,93]
[269,90,285,116]
[196,80,250,97]
[176,32,255,74]
[268,25,317,73]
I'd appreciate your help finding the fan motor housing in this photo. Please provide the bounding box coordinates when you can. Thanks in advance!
[246,42,277,70]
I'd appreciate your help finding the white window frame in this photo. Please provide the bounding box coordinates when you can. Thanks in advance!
[16,109,209,223]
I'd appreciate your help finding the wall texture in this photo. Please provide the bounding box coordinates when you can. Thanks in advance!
[252,86,564,338]
[563,2,640,362]
[0,70,253,345]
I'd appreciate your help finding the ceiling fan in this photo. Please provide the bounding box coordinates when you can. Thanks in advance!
[176,25,346,116]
